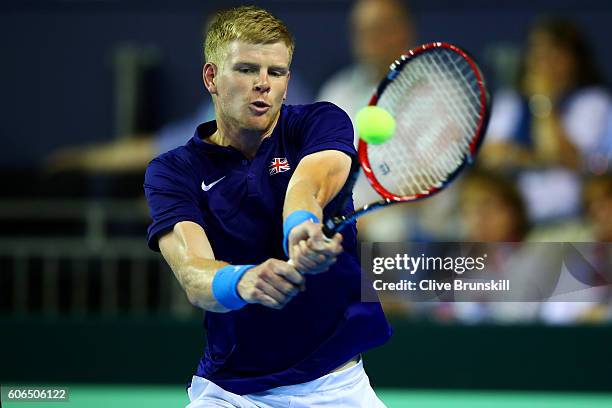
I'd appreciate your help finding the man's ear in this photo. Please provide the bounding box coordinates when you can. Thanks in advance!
[203,62,218,94]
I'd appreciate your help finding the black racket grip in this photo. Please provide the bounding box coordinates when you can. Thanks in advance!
[322,220,336,239]
[322,216,346,239]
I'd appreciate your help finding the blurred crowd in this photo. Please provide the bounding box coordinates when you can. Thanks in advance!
[43,0,612,324]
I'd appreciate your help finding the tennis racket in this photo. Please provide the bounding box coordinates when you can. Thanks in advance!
[322,42,491,237]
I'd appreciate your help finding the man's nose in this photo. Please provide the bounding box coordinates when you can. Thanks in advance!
[254,71,270,93]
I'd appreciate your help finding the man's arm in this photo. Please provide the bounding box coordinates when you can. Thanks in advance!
[284,150,352,218]
[283,149,352,273]
[159,221,304,312]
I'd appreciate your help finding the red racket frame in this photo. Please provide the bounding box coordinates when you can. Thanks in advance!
[357,42,489,203]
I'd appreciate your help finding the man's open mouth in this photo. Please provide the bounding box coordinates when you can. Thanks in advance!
[250,101,271,114]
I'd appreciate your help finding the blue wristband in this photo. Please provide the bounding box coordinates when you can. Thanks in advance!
[212,264,255,310]
[283,210,320,256]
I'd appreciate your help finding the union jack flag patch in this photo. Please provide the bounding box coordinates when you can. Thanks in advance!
[269,157,291,175]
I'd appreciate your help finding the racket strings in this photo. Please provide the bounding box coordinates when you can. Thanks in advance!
[381,86,444,194]
[424,53,479,157]
[413,57,468,170]
[392,78,447,191]
[388,99,441,193]
[378,60,465,195]
[368,48,485,197]
[386,60,455,192]
[447,53,482,111]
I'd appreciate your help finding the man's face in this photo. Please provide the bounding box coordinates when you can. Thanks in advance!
[207,40,290,133]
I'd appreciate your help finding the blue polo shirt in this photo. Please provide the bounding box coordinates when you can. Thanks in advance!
[144,102,391,395]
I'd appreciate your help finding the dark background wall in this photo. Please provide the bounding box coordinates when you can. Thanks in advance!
[3,318,611,391]
[1,0,611,168]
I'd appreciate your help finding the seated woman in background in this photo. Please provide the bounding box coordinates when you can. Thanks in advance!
[481,17,612,224]
[459,168,529,242]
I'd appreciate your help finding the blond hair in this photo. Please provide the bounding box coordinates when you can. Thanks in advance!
[204,6,294,67]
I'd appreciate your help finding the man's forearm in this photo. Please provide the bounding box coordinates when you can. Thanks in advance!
[159,222,235,312]
[174,258,230,312]
[283,178,323,220]
[283,151,351,220]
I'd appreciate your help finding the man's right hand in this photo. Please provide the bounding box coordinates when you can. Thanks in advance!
[236,259,305,310]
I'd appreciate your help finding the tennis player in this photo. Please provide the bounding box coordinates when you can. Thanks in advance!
[144,6,391,407]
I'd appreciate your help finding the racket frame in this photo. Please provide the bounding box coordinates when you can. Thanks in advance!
[323,42,491,236]
[360,42,490,202]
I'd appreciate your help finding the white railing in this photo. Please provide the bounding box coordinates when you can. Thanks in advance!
[0,199,196,318]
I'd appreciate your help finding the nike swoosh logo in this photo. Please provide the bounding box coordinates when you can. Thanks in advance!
[201,176,226,192]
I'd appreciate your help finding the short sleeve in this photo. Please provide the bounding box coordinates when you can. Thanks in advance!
[144,155,206,252]
[295,102,356,162]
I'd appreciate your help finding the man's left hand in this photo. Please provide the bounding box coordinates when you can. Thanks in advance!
[288,220,343,274]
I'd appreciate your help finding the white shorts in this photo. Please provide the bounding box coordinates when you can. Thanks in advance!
[186,358,387,408]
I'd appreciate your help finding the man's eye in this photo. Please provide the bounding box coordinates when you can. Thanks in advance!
[270,71,283,77]
[238,67,255,74]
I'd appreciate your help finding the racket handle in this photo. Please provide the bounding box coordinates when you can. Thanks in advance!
[322,221,336,238]
[323,217,347,238]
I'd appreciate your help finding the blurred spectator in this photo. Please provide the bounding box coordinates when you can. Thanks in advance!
[452,168,545,323]
[387,169,534,322]
[459,168,529,242]
[453,169,612,325]
[481,17,612,222]
[318,0,415,124]
[583,173,612,242]
[528,173,612,241]
[317,0,417,241]
[536,174,612,324]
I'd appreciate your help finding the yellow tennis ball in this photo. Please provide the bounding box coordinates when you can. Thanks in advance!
[356,106,395,144]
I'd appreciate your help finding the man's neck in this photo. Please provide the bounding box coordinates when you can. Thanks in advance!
[211,112,280,160]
